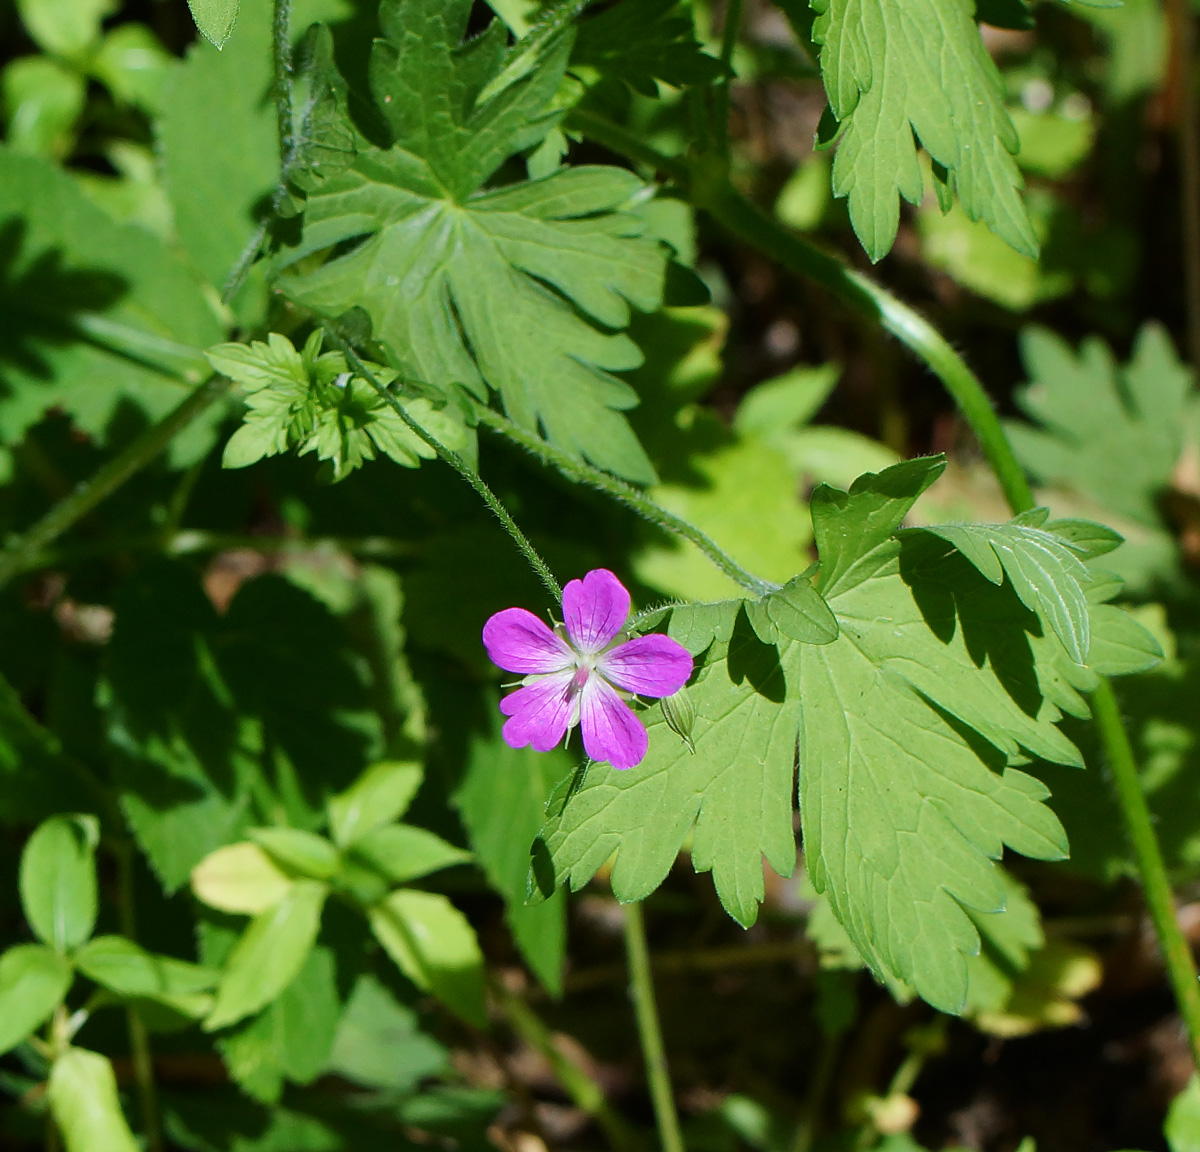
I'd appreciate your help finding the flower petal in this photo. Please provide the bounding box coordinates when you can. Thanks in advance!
[483,608,573,674]
[579,676,648,770]
[499,673,576,752]
[562,569,631,654]
[598,634,694,698]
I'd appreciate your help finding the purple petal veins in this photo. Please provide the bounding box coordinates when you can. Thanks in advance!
[580,677,648,771]
[562,569,630,654]
[598,635,693,697]
[482,568,695,770]
[483,607,573,674]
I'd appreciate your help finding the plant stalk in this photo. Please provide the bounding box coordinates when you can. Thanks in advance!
[713,0,743,157]
[114,841,163,1152]
[1093,678,1200,1067]
[492,978,642,1152]
[623,902,684,1152]
[326,330,563,602]
[0,376,230,591]
[476,407,775,596]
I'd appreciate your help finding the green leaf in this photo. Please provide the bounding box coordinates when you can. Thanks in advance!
[1005,323,1194,591]
[351,825,471,884]
[536,610,799,929]
[573,0,723,97]
[205,880,327,1031]
[0,944,74,1054]
[795,464,1095,1013]
[455,718,571,994]
[0,149,223,455]
[209,332,475,480]
[20,814,99,953]
[16,0,114,58]
[275,0,669,484]
[217,946,340,1104]
[249,828,341,881]
[1,57,85,159]
[191,843,295,914]
[327,761,423,848]
[908,518,1100,663]
[369,889,487,1028]
[811,0,1036,260]
[75,935,218,1020]
[186,0,239,48]
[746,574,839,647]
[47,1048,140,1152]
[326,973,448,1090]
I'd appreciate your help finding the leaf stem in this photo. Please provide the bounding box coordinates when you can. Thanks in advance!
[491,977,643,1152]
[1093,678,1200,1067]
[272,0,296,205]
[623,901,684,1152]
[0,376,230,591]
[114,840,163,1152]
[324,329,563,603]
[475,407,776,596]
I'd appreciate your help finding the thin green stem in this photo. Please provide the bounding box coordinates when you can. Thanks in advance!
[713,0,743,157]
[622,902,684,1152]
[476,407,775,596]
[114,841,162,1152]
[1094,679,1200,1068]
[272,0,296,206]
[492,978,642,1152]
[0,377,230,591]
[325,329,562,602]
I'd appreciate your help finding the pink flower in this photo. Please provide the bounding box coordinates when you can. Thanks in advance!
[482,569,694,770]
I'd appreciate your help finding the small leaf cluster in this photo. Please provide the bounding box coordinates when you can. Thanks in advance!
[191,760,486,1030]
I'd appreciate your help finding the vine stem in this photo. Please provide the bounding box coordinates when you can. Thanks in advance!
[475,408,776,596]
[713,0,743,157]
[623,902,684,1152]
[323,329,563,603]
[571,106,1200,1068]
[0,376,230,591]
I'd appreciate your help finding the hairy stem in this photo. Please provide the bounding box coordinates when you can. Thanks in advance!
[114,841,162,1152]
[623,902,684,1152]
[1094,679,1200,1067]
[0,377,230,591]
[476,407,775,596]
[325,329,563,602]
[272,0,296,204]
[492,978,642,1152]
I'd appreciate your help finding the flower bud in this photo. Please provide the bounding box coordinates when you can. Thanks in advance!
[660,687,696,752]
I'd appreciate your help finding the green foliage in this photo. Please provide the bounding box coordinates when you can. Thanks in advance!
[539,458,1160,1010]
[186,0,240,48]
[572,0,723,96]
[0,149,222,463]
[47,1047,140,1152]
[810,0,1035,260]
[0,944,73,1053]
[19,814,99,953]
[275,0,670,483]
[1005,323,1195,591]
[207,331,476,480]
